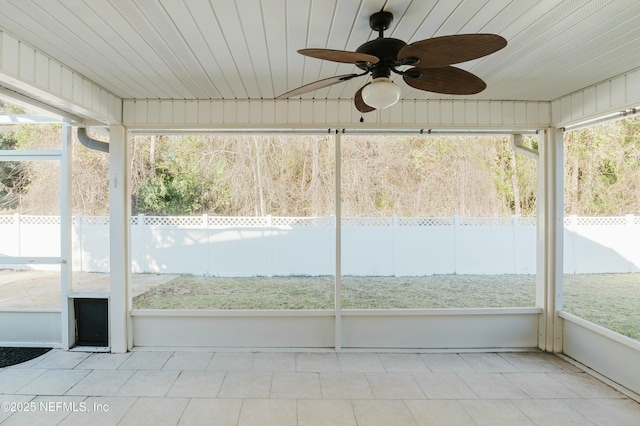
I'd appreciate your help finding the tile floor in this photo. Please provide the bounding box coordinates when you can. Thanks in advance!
[1,349,640,425]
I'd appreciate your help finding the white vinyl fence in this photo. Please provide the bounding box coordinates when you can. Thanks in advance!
[1,214,639,276]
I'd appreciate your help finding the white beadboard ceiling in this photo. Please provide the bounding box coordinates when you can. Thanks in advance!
[1,0,640,104]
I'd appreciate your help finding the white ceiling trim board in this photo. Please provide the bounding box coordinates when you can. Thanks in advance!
[0,30,121,124]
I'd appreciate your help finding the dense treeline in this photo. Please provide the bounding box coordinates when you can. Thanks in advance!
[564,117,640,215]
[1,112,639,217]
[129,133,537,217]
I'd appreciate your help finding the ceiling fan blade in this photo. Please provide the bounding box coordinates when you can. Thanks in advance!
[277,74,361,99]
[354,83,376,113]
[398,34,506,68]
[403,66,486,95]
[298,48,379,65]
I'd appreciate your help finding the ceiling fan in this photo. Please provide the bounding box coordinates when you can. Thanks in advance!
[277,10,507,113]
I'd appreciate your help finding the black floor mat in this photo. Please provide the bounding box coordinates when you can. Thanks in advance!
[0,347,51,368]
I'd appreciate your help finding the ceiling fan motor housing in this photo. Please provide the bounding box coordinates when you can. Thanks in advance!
[279,8,507,110]
[356,38,407,78]
[357,11,420,79]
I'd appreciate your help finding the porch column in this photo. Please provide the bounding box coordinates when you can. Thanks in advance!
[537,127,564,352]
[109,125,131,353]
[334,131,342,351]
[60,123,73,349]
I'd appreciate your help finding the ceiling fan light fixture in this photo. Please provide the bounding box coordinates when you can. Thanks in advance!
[278,11,507,111]
[361,77,401,110]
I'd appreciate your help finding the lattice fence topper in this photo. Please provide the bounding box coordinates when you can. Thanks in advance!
[519,217,538,226]
[0,215,635,228]
[208,216,270,227]
[398,217,455,226]
[459,217,514,226]
[74,216,109,226]
[19,215,61,225]
[144,216,205,226]
[563,216,634,226]
[342,217,394,226]
[0,215,14,225]
[271,217,332,227]
[576,216,629,226]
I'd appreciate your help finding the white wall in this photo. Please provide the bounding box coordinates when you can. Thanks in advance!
[551,68,640,128]
[130,309,541,349]
[342,309,541,349]
[561,312,640,395]
[0,30,122,124]
[563,215,640,274]
[2,214,639,276]
[122,99,550,130]
[0,310,61,347]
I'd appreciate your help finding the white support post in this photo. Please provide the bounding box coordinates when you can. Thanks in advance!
[267,214,274,277]
[537,128,564,352]
[60,123,73,349]
[203,214,209,275]
[109,125,131,353]
[536,131,546,349]
[392,215,398,276]
[14,213,20,257]
[334,132,342,351]
[453,215,460,274]
[74,214,81,272]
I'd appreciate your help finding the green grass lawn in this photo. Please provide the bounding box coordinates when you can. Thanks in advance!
[132,273,640,341]
[563,274,640,341]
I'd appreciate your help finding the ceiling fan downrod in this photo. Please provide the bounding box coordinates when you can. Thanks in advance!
[356,11,419,79]
[278,8,507,111]
[369,10,393,38]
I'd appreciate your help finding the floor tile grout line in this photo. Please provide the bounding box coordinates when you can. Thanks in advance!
[117,395,140,425]
[217,371,227,398]
[235,398,245,426]
[455,399,482,426]
[401,398,421,425]
[174,394,190,426]
[410,373,428,400]
[164,368,182,398]
[452,371,482,400]
[3,352,640,424]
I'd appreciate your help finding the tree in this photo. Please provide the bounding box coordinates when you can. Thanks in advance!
[131,135,231,215]
[564,116,640,215]
[491,136,537,217]
[0,134,31,212]
[5,114,639,218]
